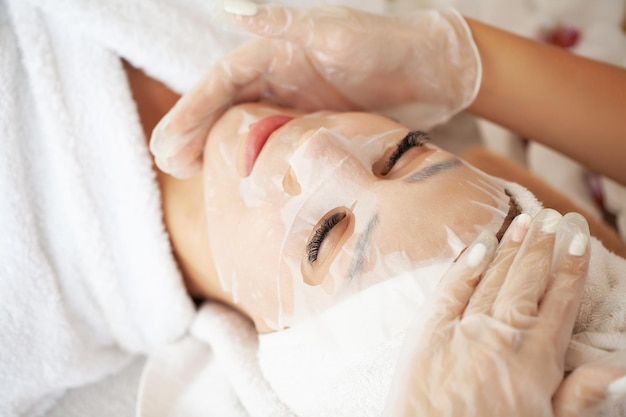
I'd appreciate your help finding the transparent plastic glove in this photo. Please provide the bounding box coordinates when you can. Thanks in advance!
[553,350,626,417]
[150,1,481,177]
[385,209,597,417]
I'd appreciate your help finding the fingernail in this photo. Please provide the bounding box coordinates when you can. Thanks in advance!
[467,243,487,268]
[568,230,588,256]
[607,375,626,403]
[155,155,191,179]
[154,155,170,174]
[316,5,351,17]
[149,114,174,156]
[224,0,259,16]
[561,212,590,256]
[510,213,531,243]
[155,109,172,133]
[465,230,496,268]
[538,209,562,234]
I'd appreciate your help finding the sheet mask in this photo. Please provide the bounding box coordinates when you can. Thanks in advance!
[203,108,512,331]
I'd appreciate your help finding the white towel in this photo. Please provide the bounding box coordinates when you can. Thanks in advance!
[0,0,255,414]
[137,180,626,417]
[137,303,296,417]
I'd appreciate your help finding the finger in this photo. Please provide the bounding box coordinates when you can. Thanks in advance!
[421,231,497,335]
[150,40,272,177]
[228,2,308,40]
[464,213,531,316]
[227,1,353,45]
[540,212,590,355]
[553,353,626,417]
[492,208,562,327]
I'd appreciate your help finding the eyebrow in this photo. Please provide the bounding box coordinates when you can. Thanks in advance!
[347,213,379,280]
[404,158,462,183]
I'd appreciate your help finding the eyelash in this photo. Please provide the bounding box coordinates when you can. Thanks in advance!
[307,212,346,264]
[384,130,430,174]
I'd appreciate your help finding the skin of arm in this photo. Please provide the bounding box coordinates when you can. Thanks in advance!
[465,18,626,185]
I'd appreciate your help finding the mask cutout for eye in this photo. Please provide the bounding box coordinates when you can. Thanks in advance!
[302,208,354,287]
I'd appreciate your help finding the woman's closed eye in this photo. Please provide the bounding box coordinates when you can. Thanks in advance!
[302,208,354,286]
[307,211,346,264]
[378,130,430,176]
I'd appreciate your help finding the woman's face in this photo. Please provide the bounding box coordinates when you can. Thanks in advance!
[203,103,512,332]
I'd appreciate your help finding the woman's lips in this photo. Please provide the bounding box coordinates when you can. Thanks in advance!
[244,115,294,176]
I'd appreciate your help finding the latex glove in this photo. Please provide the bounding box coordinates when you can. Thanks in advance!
[150,1,481,178]
[384,209,609,417]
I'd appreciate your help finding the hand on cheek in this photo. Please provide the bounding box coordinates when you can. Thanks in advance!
[385,209,593,417]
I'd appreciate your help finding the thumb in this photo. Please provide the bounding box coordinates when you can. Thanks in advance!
[553,358,626,417]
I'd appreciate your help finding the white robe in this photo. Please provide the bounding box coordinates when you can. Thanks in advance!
[0,0,250,414]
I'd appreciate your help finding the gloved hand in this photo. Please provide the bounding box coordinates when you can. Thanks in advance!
[383,209,624,417]
[553,350,626,417]
[150,1,481,178]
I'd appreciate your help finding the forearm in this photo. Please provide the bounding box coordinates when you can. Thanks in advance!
[466,18,626,185]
